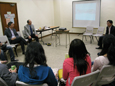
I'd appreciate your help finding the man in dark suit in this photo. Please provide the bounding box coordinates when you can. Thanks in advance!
[4,22,27,54]
[96,20,115,49]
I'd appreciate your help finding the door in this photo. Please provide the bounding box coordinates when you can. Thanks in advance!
[0,2,19,34]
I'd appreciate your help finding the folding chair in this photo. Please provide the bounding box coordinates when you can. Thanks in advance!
[82,26,94,43]
[93,27,105,41]
[0,77,8,86]
[71,70,100,86]
[16,81,47,86]
[0,36,18,57]
[92,65,115,86]
[17,31,28,42]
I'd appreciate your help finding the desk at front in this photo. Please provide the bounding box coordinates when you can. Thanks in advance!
[55,30,70,48]
[36,26,59,44]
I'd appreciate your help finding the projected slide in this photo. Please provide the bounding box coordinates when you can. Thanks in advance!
[75,3,96,20]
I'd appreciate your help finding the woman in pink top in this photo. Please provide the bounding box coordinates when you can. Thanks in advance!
[63,39,91,86]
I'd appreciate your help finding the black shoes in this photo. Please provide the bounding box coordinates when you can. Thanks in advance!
[22,52,25,55]
[11,59,19,62]
[96,47,102,49]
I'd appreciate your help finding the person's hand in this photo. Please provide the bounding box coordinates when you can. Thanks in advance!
[0,43,2,46]
[29,36,31,39]
[0,49,1,54]
[1,60,7,64]
[11,37,16,40]
[35,35,38,37]
[9,68,17,73]
[104,54,107,57]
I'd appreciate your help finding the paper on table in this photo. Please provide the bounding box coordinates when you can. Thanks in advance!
[45,27,50,29]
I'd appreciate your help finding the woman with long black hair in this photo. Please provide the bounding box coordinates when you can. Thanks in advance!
[18,42,58,86]
[63,39,91,86]
[93,35,115,71]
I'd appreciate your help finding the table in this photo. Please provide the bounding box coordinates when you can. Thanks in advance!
[36,26,59,44]
[55,30,70,48]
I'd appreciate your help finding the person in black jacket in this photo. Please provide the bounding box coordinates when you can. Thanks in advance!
[4,22,27,54]
[96,20,115,49]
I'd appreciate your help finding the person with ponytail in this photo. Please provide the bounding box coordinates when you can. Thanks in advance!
[18,42,57,86]
[63,39,91,86]
[93,35,115,71]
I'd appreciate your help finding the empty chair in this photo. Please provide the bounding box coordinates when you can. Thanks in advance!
[93,27,105,41]
[0,36,18,56]
[71,70,100,86]
[16,81,47,86]
[82,26,94,43]
[92,65,115,86]
[0,77,8,86]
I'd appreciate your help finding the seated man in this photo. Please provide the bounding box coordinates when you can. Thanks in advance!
[0,63,17,86]
[4,22,27,54]
[0,42,18,62]
[96,20,115,49]
[24,20,39,43]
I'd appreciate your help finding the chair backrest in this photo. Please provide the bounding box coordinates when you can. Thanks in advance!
[96,27,105,34]
[16,81,47,86]
[71,70,100,86]
[86,26,94,33]
[97,65,115,81]
[0,36,10,45]
[22,30,26,38]
[0,77,8,86]
[17,31,21,37]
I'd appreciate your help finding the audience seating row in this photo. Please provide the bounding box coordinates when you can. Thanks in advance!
[0,65,115,86]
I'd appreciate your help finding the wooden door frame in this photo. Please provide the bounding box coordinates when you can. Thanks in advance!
[0,2,20,34]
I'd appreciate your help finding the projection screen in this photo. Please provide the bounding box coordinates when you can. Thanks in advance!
[72,0,101,28]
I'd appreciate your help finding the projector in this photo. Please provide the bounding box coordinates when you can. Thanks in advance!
[59,28,67,31]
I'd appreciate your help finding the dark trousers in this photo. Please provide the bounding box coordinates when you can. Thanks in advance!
[11,37,27,53]
[0,50,7,60]
[7,62,24,72]
[98,36,103,48]
[27,34,39,43]
[0,46,15,61]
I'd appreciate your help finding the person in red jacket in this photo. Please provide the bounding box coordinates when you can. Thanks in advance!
[63,39,91,86]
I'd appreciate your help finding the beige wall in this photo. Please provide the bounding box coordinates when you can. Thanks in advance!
[0,0,115,36]
[0,0,54,36]
[53,0,115,33]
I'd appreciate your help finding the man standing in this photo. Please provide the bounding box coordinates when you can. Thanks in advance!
[24,20,39,43]
[96,20,115,49]
[0,42,18,62]
[4,22,27,54]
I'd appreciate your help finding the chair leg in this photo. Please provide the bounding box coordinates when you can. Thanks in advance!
[14,46,18,57]
[82,35,84,41]
[85,36,87,41]
[95,36,98,42]
[92,36,94,42]
[90,36,92,44]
